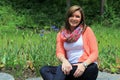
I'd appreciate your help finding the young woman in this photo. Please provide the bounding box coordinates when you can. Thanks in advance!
[40,5,99,80]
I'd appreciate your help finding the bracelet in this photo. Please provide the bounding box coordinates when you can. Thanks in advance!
[82,62,88,68]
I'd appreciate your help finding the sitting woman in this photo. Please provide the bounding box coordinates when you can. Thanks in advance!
[40,5,99,80]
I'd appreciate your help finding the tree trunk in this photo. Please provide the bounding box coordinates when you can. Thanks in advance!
[66,0,71,9]
[100,0,105,15]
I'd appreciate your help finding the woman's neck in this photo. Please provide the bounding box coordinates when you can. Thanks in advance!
[70,26,77,32]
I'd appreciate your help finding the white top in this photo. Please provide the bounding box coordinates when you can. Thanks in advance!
[64,35,84,64]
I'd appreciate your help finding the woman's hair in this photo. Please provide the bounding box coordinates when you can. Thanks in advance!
[64,5,87,33]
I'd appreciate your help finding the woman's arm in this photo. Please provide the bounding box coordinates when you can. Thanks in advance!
[84,27,98,65]
[56,32,72,75]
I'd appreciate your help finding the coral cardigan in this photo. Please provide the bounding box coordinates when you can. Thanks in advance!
[56,27,98,63]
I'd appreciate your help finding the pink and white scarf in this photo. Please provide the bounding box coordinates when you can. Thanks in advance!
[61,25,83,43]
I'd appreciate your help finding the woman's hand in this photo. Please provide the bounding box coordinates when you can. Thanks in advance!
[73,63,86,77]
[62,60,72,75]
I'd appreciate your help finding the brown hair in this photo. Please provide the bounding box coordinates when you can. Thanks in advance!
[64,5,87,33]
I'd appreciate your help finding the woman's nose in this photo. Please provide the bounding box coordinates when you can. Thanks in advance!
[72,16,76,19]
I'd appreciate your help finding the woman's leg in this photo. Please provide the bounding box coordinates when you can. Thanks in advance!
[80,63,98,80]
[40,66,57,80]
[53,65,66,80]
[65,63,98,80]
[65,66,84,80]
[65,66,77,80]
[40,65,66,80]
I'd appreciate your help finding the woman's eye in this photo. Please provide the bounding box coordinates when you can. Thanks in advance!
[70,15,81,18]
[76,16,80,18]
[70,15,74,17]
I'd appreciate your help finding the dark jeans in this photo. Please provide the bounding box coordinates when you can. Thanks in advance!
[40,63,98,80]
[40,66,57,80]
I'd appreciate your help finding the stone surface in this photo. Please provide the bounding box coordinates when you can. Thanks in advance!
[0,72,14,80]
[26,71,120,80]
[97,71,120,80]
[1,71,120,80]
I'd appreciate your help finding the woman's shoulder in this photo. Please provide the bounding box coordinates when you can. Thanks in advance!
[56,32,61,37]
[83,26,95,36]
[85,26,93,32]
[86,26,92,30]
[57,28,66,35]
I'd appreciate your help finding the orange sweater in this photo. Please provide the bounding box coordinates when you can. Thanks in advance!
[56,27,98,63]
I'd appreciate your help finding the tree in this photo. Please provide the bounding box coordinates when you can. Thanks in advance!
[66,0,71,9]
[100,0,105,15]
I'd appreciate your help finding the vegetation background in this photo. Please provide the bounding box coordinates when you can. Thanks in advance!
[0,0,120,80]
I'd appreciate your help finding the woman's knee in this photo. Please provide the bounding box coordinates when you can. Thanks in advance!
[83,63,98,79]
[40,66,49,74]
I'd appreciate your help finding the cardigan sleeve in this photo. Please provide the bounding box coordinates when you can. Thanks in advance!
[56,32,66,58]
[86,27,98,62]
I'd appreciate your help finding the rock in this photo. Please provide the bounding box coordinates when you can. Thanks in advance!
[25,71,120,80]
[97,71,120,80]
[0,72,14,80]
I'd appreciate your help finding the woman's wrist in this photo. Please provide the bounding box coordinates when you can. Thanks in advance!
[82,62,88,68]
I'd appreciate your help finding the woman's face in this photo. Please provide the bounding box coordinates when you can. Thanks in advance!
[68,10,81,30]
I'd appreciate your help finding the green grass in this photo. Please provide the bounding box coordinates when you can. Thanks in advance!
[0,28,58,77]
[91,24,120,73]
[0,24,120,78]
[0,1,120,78]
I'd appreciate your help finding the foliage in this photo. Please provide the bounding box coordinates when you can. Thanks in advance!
[0,27,59,77]
[91,23,120,73]
[0,23,120,76]
[0,0,120,78]
[0,0,120,29]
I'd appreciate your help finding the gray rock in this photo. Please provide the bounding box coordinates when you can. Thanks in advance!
[1,71,120,80]
[0,72,14,80]
[97,71,120,80]
[26,71,120,80]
